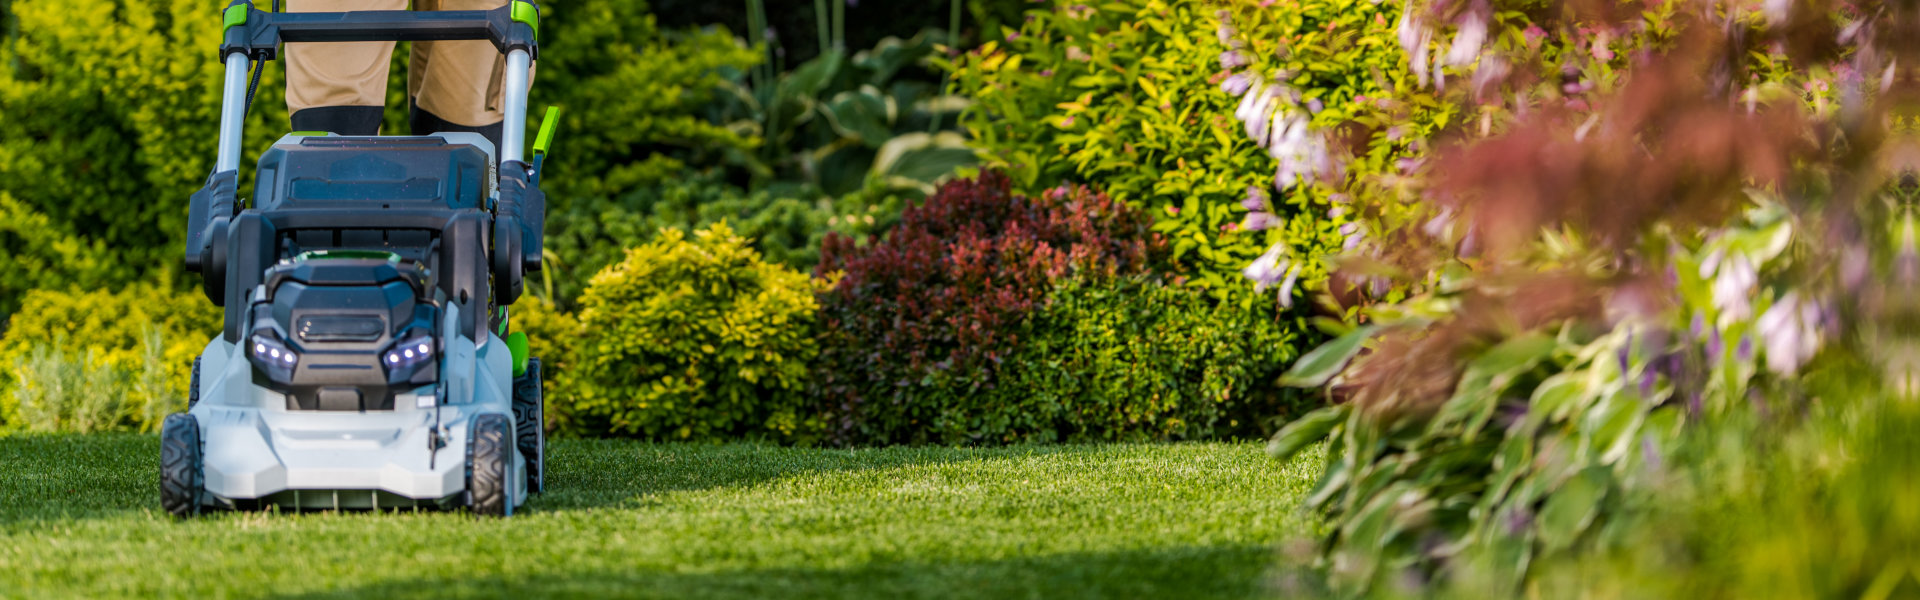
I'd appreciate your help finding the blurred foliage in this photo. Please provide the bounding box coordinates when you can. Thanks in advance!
[559,224,823,443]
[1487,367,1915,599]
[712,29,976,198]
[0,286,219,432]
[1257,0,1900,595]
[947,0,1435,298]
[649,0,1026,66]
[531,0,761,202]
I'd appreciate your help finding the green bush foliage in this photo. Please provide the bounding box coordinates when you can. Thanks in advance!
[947,0,1393,293]
[560,223,823,442]
[1001,278,1307,442]
[532,0,761,201]
[0,286,219,432]
[0,0,296,317]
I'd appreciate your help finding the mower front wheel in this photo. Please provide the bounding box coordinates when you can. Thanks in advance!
[159,413,204,518]
[466,413,513,517]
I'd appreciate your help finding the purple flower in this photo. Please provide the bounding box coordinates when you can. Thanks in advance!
[1756,292,1825,375]
[1242,186,1269,211]
[1219,50,1250,70]
[1242,244,1290,292]
[1221,73,1254,96]
[1241,211,1282,231]
[1710,253,1757,321]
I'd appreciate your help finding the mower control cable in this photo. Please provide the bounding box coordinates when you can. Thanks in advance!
[240,0,278,124]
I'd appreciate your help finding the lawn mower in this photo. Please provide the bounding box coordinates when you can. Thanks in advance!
[163,0,554,517]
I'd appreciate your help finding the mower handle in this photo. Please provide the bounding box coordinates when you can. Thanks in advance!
[212,0,540,171]
[217,1,539,60]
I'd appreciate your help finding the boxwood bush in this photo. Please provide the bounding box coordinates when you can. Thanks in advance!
[559,223,823,443]
[1002,278,1307,442]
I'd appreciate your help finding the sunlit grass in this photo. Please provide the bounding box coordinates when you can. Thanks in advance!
[0,435,1323,599]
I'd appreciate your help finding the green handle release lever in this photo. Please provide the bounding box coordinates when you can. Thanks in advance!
[530,106,561,185]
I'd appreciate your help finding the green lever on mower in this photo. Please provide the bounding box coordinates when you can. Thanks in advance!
[531,106,560,185]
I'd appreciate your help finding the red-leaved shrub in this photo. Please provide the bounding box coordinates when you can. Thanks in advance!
[811,171,1160,445]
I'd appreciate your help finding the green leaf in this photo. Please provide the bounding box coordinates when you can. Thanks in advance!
[1267,405,1348,461]
[1535,465,1612,552]
[823,89,894,147]
[1279,325,1379,388]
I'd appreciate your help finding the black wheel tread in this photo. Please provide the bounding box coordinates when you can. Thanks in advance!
[468,413,511,517]
[159,413,203,518]
[511,358,545,494]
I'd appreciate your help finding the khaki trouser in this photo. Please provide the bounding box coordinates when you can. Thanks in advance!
[284,0,511,128]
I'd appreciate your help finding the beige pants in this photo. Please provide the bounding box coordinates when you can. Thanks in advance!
[284,0,509,127]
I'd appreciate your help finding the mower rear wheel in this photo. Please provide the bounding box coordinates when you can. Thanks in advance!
[467,413,512,517]
[512,357,545,494]
[160,413,204,518]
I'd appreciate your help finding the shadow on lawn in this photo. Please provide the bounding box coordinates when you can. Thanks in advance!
[270,544,1305,600]
[0,434,1145,525]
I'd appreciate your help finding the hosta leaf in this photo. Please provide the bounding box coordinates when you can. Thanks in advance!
[1433,332,1559,441]
[1535,465,1612,552]
[1267,404,1348,461]
[1279,325,1379,388]
[823,89,894,148]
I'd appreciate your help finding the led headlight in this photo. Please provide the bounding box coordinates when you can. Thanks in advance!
[248,332,299,380]
[383,332,436,371]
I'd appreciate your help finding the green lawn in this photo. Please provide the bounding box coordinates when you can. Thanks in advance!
[0,435,1323,599]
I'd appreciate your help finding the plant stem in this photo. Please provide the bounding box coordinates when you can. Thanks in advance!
[831,0,844,52]
[930,0,962,133]
[814,0,830,56]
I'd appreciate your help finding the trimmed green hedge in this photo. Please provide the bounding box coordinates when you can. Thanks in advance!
[555,223,823,442]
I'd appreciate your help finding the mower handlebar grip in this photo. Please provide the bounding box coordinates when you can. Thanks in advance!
[219,0,539,62]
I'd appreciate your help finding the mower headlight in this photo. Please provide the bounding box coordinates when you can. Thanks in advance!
[247,332,299,379]
[383,333,437,371]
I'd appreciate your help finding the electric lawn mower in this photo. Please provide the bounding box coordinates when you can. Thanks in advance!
[163,0,555,517]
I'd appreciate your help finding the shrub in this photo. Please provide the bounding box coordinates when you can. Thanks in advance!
[945,0,1378,294]
[0,286,219,431]
[811,171,1160,445]
[1000,278,1308,443]
[561,223,823,442]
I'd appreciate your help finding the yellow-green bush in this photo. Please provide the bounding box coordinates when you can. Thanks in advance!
[559,223,823,442]
[0,286,220,432]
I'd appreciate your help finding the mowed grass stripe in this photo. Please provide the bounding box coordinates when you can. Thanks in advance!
[0,435,1322,599]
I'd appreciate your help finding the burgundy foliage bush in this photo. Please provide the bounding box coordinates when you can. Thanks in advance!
[811,171,1160,445]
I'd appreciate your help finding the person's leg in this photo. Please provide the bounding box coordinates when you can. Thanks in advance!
[284,0,407,135]
[409,0,512,151]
